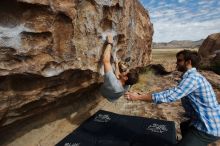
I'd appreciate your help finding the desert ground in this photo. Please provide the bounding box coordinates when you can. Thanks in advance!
[1,48,220,146]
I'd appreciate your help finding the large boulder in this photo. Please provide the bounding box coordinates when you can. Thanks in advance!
[0,0,153,127]
[199,33,220,74]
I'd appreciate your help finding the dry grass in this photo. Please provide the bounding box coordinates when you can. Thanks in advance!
[131,49,179,92]
[131,70,155,92]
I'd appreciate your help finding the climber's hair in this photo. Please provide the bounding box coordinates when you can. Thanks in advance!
[125,69,139,85]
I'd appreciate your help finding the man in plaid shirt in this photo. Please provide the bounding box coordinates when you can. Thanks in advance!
[125,50,220,146]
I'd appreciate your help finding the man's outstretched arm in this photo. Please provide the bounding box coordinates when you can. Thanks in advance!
[103,34,113,73]
[125,75,197,103]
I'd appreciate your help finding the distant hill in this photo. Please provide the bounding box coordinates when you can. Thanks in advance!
[152,39,204,49]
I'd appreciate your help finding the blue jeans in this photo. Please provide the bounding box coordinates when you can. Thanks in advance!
[177,120,219,146]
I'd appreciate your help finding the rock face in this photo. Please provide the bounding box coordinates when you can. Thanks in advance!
[199,33,220,74]
[0,0,153,127]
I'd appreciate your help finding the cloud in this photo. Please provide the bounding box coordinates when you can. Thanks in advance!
[153,19,220,42]
[198,1,208,5]
[178,0,186,3]
[140,0,220,42]
[198,1,215,5]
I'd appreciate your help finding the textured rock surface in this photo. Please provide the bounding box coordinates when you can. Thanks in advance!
[199,33,220,74]
[0,0,153,127]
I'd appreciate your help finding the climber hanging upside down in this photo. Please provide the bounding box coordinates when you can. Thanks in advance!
[100,34,139,101]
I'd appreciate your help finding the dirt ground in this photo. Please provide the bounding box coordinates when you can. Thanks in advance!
[1,49,220,146]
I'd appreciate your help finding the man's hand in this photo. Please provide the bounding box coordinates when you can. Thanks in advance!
[125,91,153,102]
[125,91,140,101]
[107,34,113,44]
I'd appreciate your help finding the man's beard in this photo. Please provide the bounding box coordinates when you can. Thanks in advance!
[177,65,187,72]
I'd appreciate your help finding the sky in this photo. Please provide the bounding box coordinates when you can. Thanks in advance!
[140,0,220,42]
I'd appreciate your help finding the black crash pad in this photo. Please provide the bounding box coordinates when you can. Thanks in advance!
[56,110,176,146]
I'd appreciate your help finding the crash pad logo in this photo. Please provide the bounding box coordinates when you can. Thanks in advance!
[64,143,80,146]
[94,114,111,122]
[146,123,168,133]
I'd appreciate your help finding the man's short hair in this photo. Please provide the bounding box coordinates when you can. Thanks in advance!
[176,50,201,68]
[125,69,139,85]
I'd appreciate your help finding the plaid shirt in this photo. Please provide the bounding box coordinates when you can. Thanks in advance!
[152,68,220,136]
